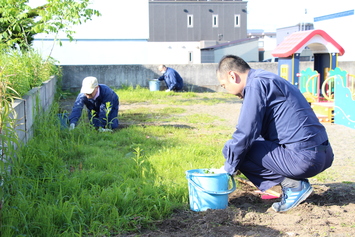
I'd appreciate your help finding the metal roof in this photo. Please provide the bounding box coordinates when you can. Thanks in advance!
[201,37,258,50]
[272,29,345,57]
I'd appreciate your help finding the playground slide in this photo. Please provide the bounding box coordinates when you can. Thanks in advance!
[334,77,355,129]
[299,68,319,103]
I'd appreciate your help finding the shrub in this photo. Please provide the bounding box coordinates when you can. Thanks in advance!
[0,49,61,97]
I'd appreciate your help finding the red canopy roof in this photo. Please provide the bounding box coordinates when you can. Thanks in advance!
[272,29,345,57]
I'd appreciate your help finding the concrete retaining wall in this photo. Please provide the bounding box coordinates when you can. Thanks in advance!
[12,76,57,145]
[62,64,224,92]
[62,61,354,92]
[61,63,265,92]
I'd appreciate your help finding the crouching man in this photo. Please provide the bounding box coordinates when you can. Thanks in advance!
[217,55,333,212]
[69,76,119,131]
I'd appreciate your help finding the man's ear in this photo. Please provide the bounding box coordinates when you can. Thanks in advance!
[229,71,241,84]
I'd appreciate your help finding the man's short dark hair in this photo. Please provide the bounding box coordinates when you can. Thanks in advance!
[217,55,251,75]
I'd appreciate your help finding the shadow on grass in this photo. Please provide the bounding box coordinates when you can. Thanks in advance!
[164,97,243,105]
[119,108,197,129]
[118,123,194,130]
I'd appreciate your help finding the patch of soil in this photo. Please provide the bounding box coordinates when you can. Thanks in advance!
[125,182,355,237]
[60,96,355,237]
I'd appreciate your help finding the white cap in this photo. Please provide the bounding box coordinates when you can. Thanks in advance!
[80,76,98,94]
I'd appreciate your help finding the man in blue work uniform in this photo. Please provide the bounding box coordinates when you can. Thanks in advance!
[157,65,184,92]
[217,55,333,212]
[69,76,119,131]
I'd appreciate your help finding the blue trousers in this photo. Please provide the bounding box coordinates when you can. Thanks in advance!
[239,140,334,191]
[87,107,119,129]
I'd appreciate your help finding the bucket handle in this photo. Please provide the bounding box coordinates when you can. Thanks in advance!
[187,174,236,195]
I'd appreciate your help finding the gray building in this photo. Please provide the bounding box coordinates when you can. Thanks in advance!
[149,0,248,42]
[201,37,259,63]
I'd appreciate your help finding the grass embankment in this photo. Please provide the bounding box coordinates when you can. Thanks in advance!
[1,86,237,236]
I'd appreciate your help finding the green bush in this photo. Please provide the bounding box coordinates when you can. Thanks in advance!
[0,49,61,97]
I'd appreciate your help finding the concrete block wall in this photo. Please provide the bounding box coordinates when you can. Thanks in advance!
[10,100,26,145]
[22,87,39,143]
[61,63,237,93]
[40,76,56,111]
[60,62,322,93]
[11,76,57,145]
[61,61,354,93]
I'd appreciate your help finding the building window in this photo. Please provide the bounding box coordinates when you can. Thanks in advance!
[234,14,240,27]
[188,51,193,63]
[212,15,218,27]
[187,15,193,28]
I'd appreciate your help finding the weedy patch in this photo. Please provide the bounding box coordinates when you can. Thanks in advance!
[1,87,233,236]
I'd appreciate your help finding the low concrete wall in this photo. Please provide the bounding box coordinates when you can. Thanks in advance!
[12,76,57,145]
[61,61,355,93]
[62,64,222,92]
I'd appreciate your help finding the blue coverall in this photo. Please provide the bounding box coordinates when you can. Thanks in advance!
[157,67,184,91]
[69,84,119,129]
[223,69,334,192]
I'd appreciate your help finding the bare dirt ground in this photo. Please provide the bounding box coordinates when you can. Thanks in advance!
[60,97,355,237]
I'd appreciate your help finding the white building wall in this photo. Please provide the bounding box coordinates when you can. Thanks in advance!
[33,40,201,65]
[262,36,277,60]
[313,9,355,62]
[31,0,150,40]
[31,0,203,65]
[32,0,175,65]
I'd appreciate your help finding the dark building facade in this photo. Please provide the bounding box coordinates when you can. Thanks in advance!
[149,0,248,42]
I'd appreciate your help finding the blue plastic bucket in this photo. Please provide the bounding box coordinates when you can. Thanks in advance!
[149,79,160,91]
[58,113,69,129]
[185,168,236,212]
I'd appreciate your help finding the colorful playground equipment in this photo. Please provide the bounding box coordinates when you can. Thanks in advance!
[298,68,334,123]
[271,29,355,129]
[333,69,355,129]
[297,67,355,128]
[272,29,345,86]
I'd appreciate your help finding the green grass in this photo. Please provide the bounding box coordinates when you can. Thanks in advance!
[0,49,61,97]
[121,106,186,124]
[117,84,236,105]
[1,87,235,236]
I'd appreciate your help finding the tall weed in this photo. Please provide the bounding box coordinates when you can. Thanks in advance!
[0,49,61,97]
[0,80,21,209]
[1,88,230,236]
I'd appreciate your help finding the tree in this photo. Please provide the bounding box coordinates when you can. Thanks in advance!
[0,0,101,50]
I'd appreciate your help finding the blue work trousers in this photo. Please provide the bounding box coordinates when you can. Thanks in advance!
[239,140,334,191]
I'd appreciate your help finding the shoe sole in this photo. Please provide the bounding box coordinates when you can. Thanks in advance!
[272,185,313,212]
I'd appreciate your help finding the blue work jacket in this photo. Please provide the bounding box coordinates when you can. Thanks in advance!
[158,67,184,91]
[223,69,329,175]
[69,84,119,129]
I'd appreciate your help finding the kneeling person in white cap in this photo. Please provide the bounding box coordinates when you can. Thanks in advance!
[69,76,119,131]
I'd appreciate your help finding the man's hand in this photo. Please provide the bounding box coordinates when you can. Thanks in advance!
[69,123,75,130]
[216,166,227,173]
[98,127,113,132]
[218,166,239,176]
